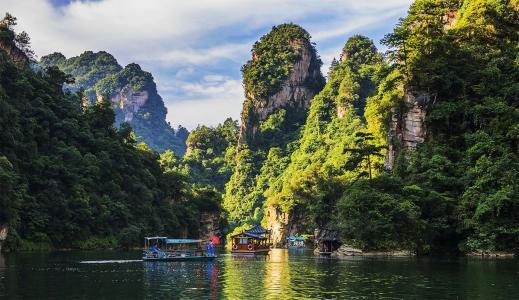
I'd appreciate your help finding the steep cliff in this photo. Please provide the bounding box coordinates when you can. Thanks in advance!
[384,89,433,169]
[382,5,453,170]
[238,35,324,147]
[39,51,187,155]
[224,24,325,227]
[340,0,519,254]
[263,35,383,247]
[0,224,7,252]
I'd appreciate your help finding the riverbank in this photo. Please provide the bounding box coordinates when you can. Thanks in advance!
[315,245,415,257]
[313,244,517,258]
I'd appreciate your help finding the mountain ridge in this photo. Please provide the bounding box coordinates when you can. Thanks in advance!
[39,51,188,155]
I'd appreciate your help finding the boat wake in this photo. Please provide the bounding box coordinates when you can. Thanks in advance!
[79,260,142,264]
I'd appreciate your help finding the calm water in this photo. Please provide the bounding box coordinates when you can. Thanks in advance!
[0,249,518,299]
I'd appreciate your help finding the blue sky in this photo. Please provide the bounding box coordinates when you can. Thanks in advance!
[3,0,413,129]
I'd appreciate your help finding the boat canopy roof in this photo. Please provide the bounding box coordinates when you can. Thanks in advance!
[144,237,202,244]
[145,236,167,240]
[165,239,203,244]
[287,236,305,241]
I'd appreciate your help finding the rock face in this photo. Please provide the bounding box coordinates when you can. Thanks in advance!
[331,245,363,256]
[39,52,188,155]
[385,89,432,169]
[0,40,28,65]
[330,245,415,257]
[384,8,459,170]
[198,212,221,241]
[238,39,324,146]
[264,206,288,247]
[0,224,7,252]
[107,87,149,122]
[264,205,310,247]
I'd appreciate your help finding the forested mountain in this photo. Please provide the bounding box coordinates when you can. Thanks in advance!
[1,0,517,255]
[155,118,240,237]
[262,0,518,254]
[223,24,325,228]
[0,14,211,250]
[39,51,188,155]
[263,35,386,245]
[180,118,238,192]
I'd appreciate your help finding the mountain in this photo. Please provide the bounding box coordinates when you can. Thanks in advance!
[0,14,210,251]
[261,0,519,254]
[263,35,384,246]
[223,24,325,227]
[39,51,188,155]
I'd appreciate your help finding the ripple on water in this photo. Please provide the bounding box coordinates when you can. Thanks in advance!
[1,250,519,299]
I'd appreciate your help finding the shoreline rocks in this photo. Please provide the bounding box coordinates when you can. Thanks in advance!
[467,250,516,258]
[329,244,415,257]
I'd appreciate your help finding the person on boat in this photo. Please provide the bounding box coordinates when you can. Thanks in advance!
[151,244,159,253]
[207,241,215,256]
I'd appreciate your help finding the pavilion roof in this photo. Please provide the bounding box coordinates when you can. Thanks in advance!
[230,225,271,239]
[244,225,271,235]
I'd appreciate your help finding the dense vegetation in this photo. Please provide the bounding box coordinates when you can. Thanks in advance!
[263,35,384,231]
[383,0,519,253]
[0,15,212,250]
[179,118,238,192]
[261,0,518,254]
[39,51,188,155]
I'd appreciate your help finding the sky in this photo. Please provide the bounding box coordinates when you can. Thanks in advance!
[2,0,413,129]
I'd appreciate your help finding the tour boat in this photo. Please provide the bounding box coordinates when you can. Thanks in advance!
[287,236,306,248]
[230,225,272,255]
[142,237,216,261]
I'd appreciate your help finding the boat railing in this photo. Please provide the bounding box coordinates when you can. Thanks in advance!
[143,249,205,258]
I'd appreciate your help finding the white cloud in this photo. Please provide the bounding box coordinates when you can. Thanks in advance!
[165,77,244,129]
[1,0,413,129]
[141,42,252,66]
[3,0,412,61]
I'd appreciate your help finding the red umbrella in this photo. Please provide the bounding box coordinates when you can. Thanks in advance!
[210,235,220,245]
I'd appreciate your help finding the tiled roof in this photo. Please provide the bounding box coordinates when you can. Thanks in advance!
[245,225,270,234]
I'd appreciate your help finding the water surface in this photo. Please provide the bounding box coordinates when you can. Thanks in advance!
[1,249,518,299]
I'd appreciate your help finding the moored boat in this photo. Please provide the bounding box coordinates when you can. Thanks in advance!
[142,237,216,261]
[287,235,306,248]
[230,226,272,255]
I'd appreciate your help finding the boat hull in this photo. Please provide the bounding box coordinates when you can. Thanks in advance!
[143,255,216,262]
[231,249,270,255]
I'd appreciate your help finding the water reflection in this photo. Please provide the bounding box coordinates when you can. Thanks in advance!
[1,250,518,299]
[264,249,291,299]
[207,262,218,300]
[143,261,215,299]
[222,254,267,298]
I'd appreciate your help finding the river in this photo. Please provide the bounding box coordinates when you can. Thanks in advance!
[0,249,518,299]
